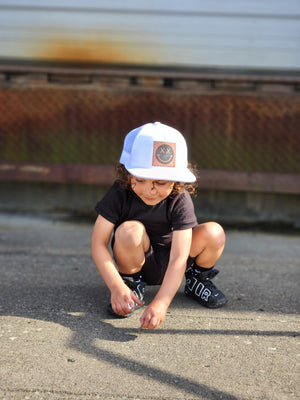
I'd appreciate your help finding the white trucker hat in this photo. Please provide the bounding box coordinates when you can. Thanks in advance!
[119,122,196,182]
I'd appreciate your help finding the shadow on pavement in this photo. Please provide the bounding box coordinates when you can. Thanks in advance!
[1,216,299,399]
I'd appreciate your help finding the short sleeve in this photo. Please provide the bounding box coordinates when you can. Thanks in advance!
[95,181,125,226]
[169,191,198,231]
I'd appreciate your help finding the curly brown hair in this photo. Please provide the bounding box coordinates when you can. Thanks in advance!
[115,163,198,195]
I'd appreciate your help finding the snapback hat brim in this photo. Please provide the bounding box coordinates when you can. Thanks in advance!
[126,166,196,183]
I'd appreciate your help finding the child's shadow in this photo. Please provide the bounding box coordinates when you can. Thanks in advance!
[1,282,245,400]
[1,282,139,341]
[2,280,297,400]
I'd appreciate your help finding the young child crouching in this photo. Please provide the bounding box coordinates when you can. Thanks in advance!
[91,122,226,330]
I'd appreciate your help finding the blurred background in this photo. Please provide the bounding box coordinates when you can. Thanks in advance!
[0,1,299,229]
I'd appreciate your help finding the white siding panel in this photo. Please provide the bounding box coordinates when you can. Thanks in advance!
[0,1,299,69]
[2,0,300,16]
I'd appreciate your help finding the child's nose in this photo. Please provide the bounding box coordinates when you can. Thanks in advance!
[146,182,156,192]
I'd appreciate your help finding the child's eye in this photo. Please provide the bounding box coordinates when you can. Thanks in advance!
[155,181,167,186]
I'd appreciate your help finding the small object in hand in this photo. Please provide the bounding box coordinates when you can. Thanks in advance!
[137,326,145,334]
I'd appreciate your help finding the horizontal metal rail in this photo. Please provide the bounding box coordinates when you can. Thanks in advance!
[1,63,300,84]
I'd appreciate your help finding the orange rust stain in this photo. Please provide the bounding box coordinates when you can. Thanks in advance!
[38,36,132,64]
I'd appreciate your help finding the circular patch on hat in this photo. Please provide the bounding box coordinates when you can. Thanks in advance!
[155,144,174,165]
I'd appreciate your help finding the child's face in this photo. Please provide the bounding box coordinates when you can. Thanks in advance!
[130,176,175,206]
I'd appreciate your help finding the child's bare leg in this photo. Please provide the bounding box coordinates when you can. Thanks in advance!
[190,222,226,268]
[113,220,150,275]
[108,221,149,317]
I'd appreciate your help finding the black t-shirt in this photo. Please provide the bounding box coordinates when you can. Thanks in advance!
[95,181,198,251]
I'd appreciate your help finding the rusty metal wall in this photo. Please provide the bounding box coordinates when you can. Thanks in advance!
[0,67,300,177]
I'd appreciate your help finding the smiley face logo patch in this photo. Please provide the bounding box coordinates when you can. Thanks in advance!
[152,141,176,167]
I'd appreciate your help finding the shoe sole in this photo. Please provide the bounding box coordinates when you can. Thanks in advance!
[106,302,145,318]
[184,290,228,309]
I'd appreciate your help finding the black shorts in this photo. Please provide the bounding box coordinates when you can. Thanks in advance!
[141,246,195,285]
[140,246,170,285]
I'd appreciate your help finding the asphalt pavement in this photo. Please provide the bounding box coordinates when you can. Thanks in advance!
[0,213,299,400]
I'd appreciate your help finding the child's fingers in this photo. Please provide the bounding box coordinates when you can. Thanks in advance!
[131,292,143,306]
[147,316,159,329]
[112,302,130,316]
[141,316,159,329]
[140,310,159,329]
[140,312,149,328]
[112,296,134,316]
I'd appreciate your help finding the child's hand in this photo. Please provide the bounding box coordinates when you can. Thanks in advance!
[140,300,167,329]
[111,285,143,316]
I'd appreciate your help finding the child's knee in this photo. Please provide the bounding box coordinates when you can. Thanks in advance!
[115,220,146,248]
[195,222,225,248]
[207,222,226,249]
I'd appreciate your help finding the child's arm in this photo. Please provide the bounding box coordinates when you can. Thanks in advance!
[91,215,143,316]
[140,228,192,329]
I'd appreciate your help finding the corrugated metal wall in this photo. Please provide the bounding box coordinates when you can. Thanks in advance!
[1,0,300,70]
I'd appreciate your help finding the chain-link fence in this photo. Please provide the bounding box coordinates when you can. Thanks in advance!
[1,69,300,176]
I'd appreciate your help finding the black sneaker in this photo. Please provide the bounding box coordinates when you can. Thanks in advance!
[184,266,227,309]
[107,276,146,317]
